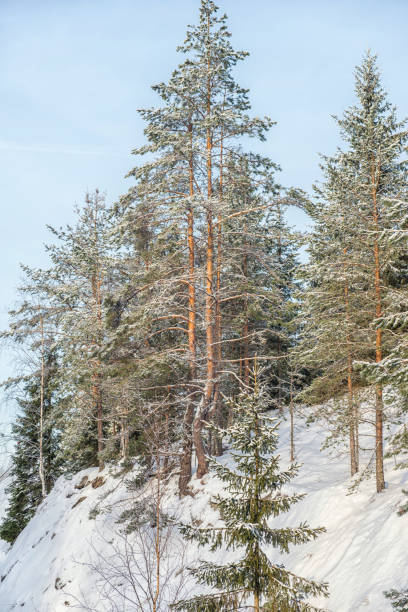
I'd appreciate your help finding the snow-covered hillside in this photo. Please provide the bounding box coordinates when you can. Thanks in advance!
[0,416,407,611]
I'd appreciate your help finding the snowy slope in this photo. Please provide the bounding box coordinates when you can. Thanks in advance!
[0,415,407,612]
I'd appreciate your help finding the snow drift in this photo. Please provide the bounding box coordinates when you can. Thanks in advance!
[0,415,407,611]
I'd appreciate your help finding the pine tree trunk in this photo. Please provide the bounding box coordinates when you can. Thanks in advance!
[120,409,129,460]
[290,372,295,463]
[91,225,104,471]
[179,122,198,494]
[38,315,47,499]
[153,453,161,612]
[253,386,261,612]
[276,207,283,412]
[242,224,250,387]
[195,38,214,479]
[254,593,260,612]
[210,131,223,457]
[343,253,358,476]
[163,410,170,477]
[372,177,385,493]
[92,376,104,471]
[347,367,358,476]
[193,399,207,478]
[209,219,223,456]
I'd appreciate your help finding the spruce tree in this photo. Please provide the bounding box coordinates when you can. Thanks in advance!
[0,353,61,544]
[172,375,328,611]
[297,180,370,476]
[300,52,408,489]
[384,588,408,612]
[333,53,408,492]
[357,198,408,472]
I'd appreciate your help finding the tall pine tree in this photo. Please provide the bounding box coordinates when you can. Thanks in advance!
[113,0,288,492]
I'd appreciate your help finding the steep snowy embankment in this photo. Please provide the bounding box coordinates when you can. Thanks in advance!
[0,417,406,611]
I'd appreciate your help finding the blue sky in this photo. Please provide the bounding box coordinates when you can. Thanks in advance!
[1,0,408,416]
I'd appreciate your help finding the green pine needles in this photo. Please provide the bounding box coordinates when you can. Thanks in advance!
[172,375,328,611]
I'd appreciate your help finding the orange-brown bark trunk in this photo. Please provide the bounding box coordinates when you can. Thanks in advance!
[179,121,198,494]
[242,226,250,387]
[194,38,214,478]
[210,132,223,456]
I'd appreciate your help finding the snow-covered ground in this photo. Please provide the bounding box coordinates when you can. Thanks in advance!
[0,414,407,611]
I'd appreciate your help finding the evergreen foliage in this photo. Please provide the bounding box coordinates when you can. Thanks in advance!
[397,489,408,516]
[384,588,408,612]
[0,354,61,543]
[298,51,408,487]
[112,0,296,487]
[8,190,116,472]
[172,375,328,611]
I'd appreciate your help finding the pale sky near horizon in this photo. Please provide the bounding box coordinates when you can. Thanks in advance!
[1,0,408,422]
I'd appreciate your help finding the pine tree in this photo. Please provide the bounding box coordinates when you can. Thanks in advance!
[172,373,328,611]
[114,0,285,491]
[24,190,115,471]
[3,190,117,472]
[0,352,61,544]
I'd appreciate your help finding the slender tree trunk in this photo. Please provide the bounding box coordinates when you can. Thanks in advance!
[276,205,283,411]
[179,121,198,494]
[290,371,295,463]
[152,452,161,612]
[120,408,129,460]
[194,31,214,478]
[276,340,282,412]
[194,198,214,477]
[210,130,223,456]
[92,373,104,471]
[372,176,385,493]
[193,401,207,479]
[343,249,358,476]
[242,225,250,387]
[163,410,170,476]
[90,206,104,471]
[254,593,260,612]
[97,399,103,470]
[347,362,358,476]
[120,419,125,458]
[253,371,261,612]
[203,122,215,422]
[39,315,46,499]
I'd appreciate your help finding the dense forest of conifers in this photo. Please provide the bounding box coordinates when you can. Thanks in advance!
[1,3,408,606]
